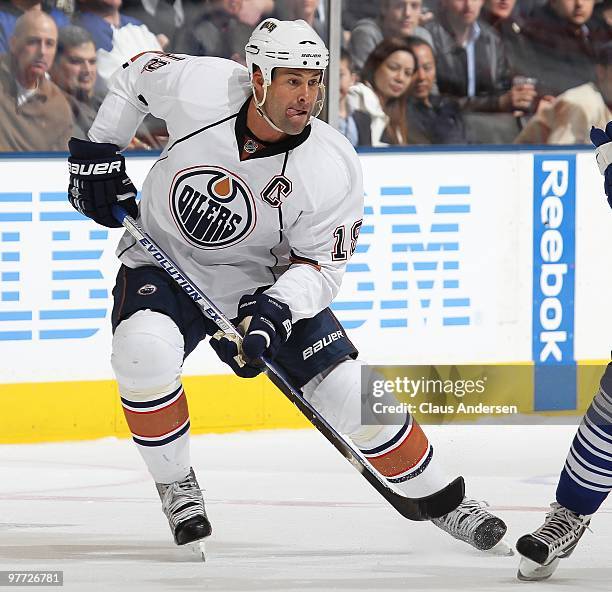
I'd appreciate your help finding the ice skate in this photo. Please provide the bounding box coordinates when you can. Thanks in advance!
[156,467,212,559]
[516,502,591,581]
[432,497,508,552]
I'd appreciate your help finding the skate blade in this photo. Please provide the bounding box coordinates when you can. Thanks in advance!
[186,540,207,562]
[486,539,514,556]
[517,556,559,581]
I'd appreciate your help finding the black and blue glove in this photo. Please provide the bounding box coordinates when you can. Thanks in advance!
[209,293,292,378]
[68,137,138,228]
[590,122,612,209]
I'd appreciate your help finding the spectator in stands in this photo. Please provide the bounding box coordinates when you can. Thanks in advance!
[50,26,101,139]
[516,0,611,96]
[275,0,325,38]
[348,0,434,73]
[0,0,70,53]
[347,37,416,145]
[237,0,274,26]
[338,48,371,146]
[481,0,529,69]
[174,0,251,62]
[75,0,147,51]
[0,11,72,150]
[342,0,380,32]
[405,37,466,144]
[515,40,612,144]
[74,0,163,81]
[121,0,186,50]
[595,0,612,27]
[426,0,537,113]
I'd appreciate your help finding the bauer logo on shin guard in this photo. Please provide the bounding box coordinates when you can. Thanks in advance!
[138,284,157,296]
[303,330,344,360]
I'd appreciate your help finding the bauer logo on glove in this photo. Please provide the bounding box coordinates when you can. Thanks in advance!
[67,137,139,228]
[210,293,292,378]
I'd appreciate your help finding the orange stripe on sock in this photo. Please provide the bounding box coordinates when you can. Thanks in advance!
[123,392,189,439]
[367,422,429,478]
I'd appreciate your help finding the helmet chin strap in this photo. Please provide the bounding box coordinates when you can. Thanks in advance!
[252,82,327,136]
[252,84,286,134]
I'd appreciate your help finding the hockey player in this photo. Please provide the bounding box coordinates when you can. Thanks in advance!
[516,121,612,580]
[66,18,507,553]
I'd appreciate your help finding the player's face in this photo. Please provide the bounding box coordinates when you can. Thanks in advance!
[411,44,435,101]
[550,0,594,25]
[373,50,415,102]
[52,42,97,97]
[265,68,323,135]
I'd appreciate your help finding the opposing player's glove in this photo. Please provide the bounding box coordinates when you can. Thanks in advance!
[68,137,138,228]
[209,293,292,378]
[590,122,612,209]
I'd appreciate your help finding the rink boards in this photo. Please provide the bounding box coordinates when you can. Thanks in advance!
[0,147,610,442]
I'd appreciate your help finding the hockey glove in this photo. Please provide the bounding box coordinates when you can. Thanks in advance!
[68,137,138,228]
[209,293,292,378]
[590,122,612,209]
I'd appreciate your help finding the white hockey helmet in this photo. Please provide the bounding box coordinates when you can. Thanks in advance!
[245,19,329,86]
[245,19,329,132]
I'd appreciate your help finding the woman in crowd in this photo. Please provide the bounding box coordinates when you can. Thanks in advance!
[347,37,416,146]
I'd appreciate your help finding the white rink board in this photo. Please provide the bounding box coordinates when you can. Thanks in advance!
[0,149,610,384]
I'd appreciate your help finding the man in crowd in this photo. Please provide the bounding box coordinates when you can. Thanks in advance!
[174,0,251,62]
[516,0,611,96]
[0,10,72,151]
[0,0,70,53]
[426,0,537,113]
[50,25,101,140]
[348,0,434,72]
[405,37,466,144]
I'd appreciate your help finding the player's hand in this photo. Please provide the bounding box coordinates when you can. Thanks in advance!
[209,326,263,378]
[590,122,612,209]
[209,293,292,378]
[68,137,139,228]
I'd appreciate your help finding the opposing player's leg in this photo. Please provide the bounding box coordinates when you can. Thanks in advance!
[517,363,612,580]
[111,265,215,548]
[275,308,507,551]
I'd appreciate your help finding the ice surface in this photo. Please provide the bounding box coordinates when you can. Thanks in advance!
[1,426,610,591]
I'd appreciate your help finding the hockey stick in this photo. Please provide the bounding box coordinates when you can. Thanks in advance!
[112,205,464,521]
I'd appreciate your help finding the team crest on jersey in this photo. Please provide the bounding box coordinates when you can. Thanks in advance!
[169,166,256,249]
[261,175,293,208]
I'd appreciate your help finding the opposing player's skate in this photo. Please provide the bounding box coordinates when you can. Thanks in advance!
[432,497,508,552]
[156,468,212,560]
[516,502,591,581]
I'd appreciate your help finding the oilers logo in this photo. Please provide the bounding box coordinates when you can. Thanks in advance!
[169,166,256,250]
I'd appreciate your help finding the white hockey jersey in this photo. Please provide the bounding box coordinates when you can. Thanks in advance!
[89,52,364,321]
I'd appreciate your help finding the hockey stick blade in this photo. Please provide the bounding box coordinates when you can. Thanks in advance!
[112,205,465,521]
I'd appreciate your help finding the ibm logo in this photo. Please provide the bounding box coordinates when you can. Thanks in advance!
[0,191,115,342]
[331,184,472,330]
